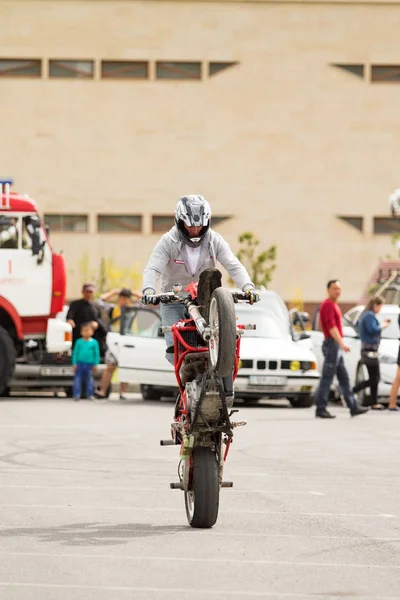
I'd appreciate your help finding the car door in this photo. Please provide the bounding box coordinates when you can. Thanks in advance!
[342,308,364,387]
[109,306,175,386]
[308,309,325,371]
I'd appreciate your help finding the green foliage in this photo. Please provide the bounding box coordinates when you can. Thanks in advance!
[72,253,142,294]
[234,232,277,288]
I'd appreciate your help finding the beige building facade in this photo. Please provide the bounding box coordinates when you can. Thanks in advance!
[1,0,400,303]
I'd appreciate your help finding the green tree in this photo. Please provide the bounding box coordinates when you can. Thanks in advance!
[74,254,142,294]
[234,232,277,288]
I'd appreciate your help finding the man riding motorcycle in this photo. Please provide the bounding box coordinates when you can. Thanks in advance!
[142,195,259,401]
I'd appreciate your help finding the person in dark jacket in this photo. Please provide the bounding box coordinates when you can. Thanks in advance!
[352,296,391,410]
[66,283,107,357]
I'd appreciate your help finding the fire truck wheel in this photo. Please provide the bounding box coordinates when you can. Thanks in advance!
[0,325,16,396]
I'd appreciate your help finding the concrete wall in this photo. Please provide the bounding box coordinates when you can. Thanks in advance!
[1,0,400,303]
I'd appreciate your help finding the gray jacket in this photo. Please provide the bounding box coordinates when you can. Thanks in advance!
[142,226,253,293]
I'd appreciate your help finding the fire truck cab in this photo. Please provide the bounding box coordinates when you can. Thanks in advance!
[0,179,72,395]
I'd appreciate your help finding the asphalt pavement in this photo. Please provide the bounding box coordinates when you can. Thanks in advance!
[1,395,400,600]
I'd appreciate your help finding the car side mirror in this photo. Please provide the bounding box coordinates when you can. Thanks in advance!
[299,332,311,341]
[298,311,310,324]
[292,311,310,326]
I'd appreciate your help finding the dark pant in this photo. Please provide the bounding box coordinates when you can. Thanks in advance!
[315,339,356,411]
[353,358,380,406]
[73,362,95,399]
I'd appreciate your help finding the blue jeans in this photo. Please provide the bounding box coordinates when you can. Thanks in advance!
[315,339,356,411]
[160,303,188,364]
[73,362,95,398]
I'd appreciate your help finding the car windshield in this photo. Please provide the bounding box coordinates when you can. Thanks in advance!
[236,308,288,339]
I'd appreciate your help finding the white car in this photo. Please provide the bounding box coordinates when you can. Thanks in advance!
[309,304,400,404]
[108,291,320,407]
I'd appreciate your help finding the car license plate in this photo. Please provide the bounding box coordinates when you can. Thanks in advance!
[40,366,74,376]
[249,375,287,386]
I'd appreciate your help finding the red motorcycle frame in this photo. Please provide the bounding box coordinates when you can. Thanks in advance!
[155,274,255,528]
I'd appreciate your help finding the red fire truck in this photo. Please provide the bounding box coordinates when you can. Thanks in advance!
[0,179,72,395]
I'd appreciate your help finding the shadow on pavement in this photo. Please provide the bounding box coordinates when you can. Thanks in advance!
[0,522,185,546]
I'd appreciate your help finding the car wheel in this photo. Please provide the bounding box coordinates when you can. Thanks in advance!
[0,386,11,399]
[355,363,370,407]
[141,385,163,401]
[0,325,15,397]
[289,395,314,408]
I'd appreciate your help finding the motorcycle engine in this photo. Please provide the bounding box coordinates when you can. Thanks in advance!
[185,380,202,420]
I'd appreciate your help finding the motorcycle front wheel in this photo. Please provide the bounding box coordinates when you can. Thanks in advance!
[208,288,236,377]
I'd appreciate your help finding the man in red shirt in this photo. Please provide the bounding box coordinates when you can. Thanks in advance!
[315,280,369,419]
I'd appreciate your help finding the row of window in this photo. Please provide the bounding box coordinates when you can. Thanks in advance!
[334,64,400,82]
[44,213,400,235]
[339,216,400,234]
[0,59,237,80]
[3,59,400,82]
[44,214,230,233]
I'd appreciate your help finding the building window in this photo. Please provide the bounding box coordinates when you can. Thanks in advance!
[44,214,88,232]
[152,215,174,233]
[49,60,94,79]
[371,65,400,83]
[97,215,142,233]
[337,216,364,232]
[0,59,41,77]
[331,64,364,79]
[373,217,400,234]
[209,62,238,77]
[156,62,201,80]
[152,214,231,233]
[212,216,231,227]
[101,61,149,79]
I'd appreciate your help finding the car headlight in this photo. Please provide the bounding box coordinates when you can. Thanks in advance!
[290,360,301,371]
[380,355,397,365]
[300,361,317,371]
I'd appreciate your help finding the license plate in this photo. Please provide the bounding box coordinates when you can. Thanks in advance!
[40,366,74,377]
[249,375,287,386]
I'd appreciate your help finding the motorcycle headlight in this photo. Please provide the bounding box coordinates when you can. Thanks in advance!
[380,355,397,365]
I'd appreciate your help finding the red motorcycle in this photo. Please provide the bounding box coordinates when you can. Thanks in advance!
[152,269,255,528]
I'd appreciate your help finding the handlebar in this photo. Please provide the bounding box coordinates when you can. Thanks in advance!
[144,291,252,305]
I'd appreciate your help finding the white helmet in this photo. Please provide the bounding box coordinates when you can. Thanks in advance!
[175,195,212,247]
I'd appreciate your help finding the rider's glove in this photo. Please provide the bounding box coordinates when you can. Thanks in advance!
[243,284,260,305]
[142,288,158,305]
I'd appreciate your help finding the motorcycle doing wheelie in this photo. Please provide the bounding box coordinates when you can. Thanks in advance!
[153,268,256,529]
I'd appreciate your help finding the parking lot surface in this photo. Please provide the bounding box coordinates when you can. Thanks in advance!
[1,396,400,600]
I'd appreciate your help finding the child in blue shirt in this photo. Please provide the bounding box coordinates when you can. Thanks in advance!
[72,322,100,401]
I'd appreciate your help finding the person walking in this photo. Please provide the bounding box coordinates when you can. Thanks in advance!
[71,322,100,401]
[352,296,391,410]
[315,280,369,419]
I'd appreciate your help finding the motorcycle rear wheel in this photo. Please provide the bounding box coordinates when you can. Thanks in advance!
[185,447,220,528]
